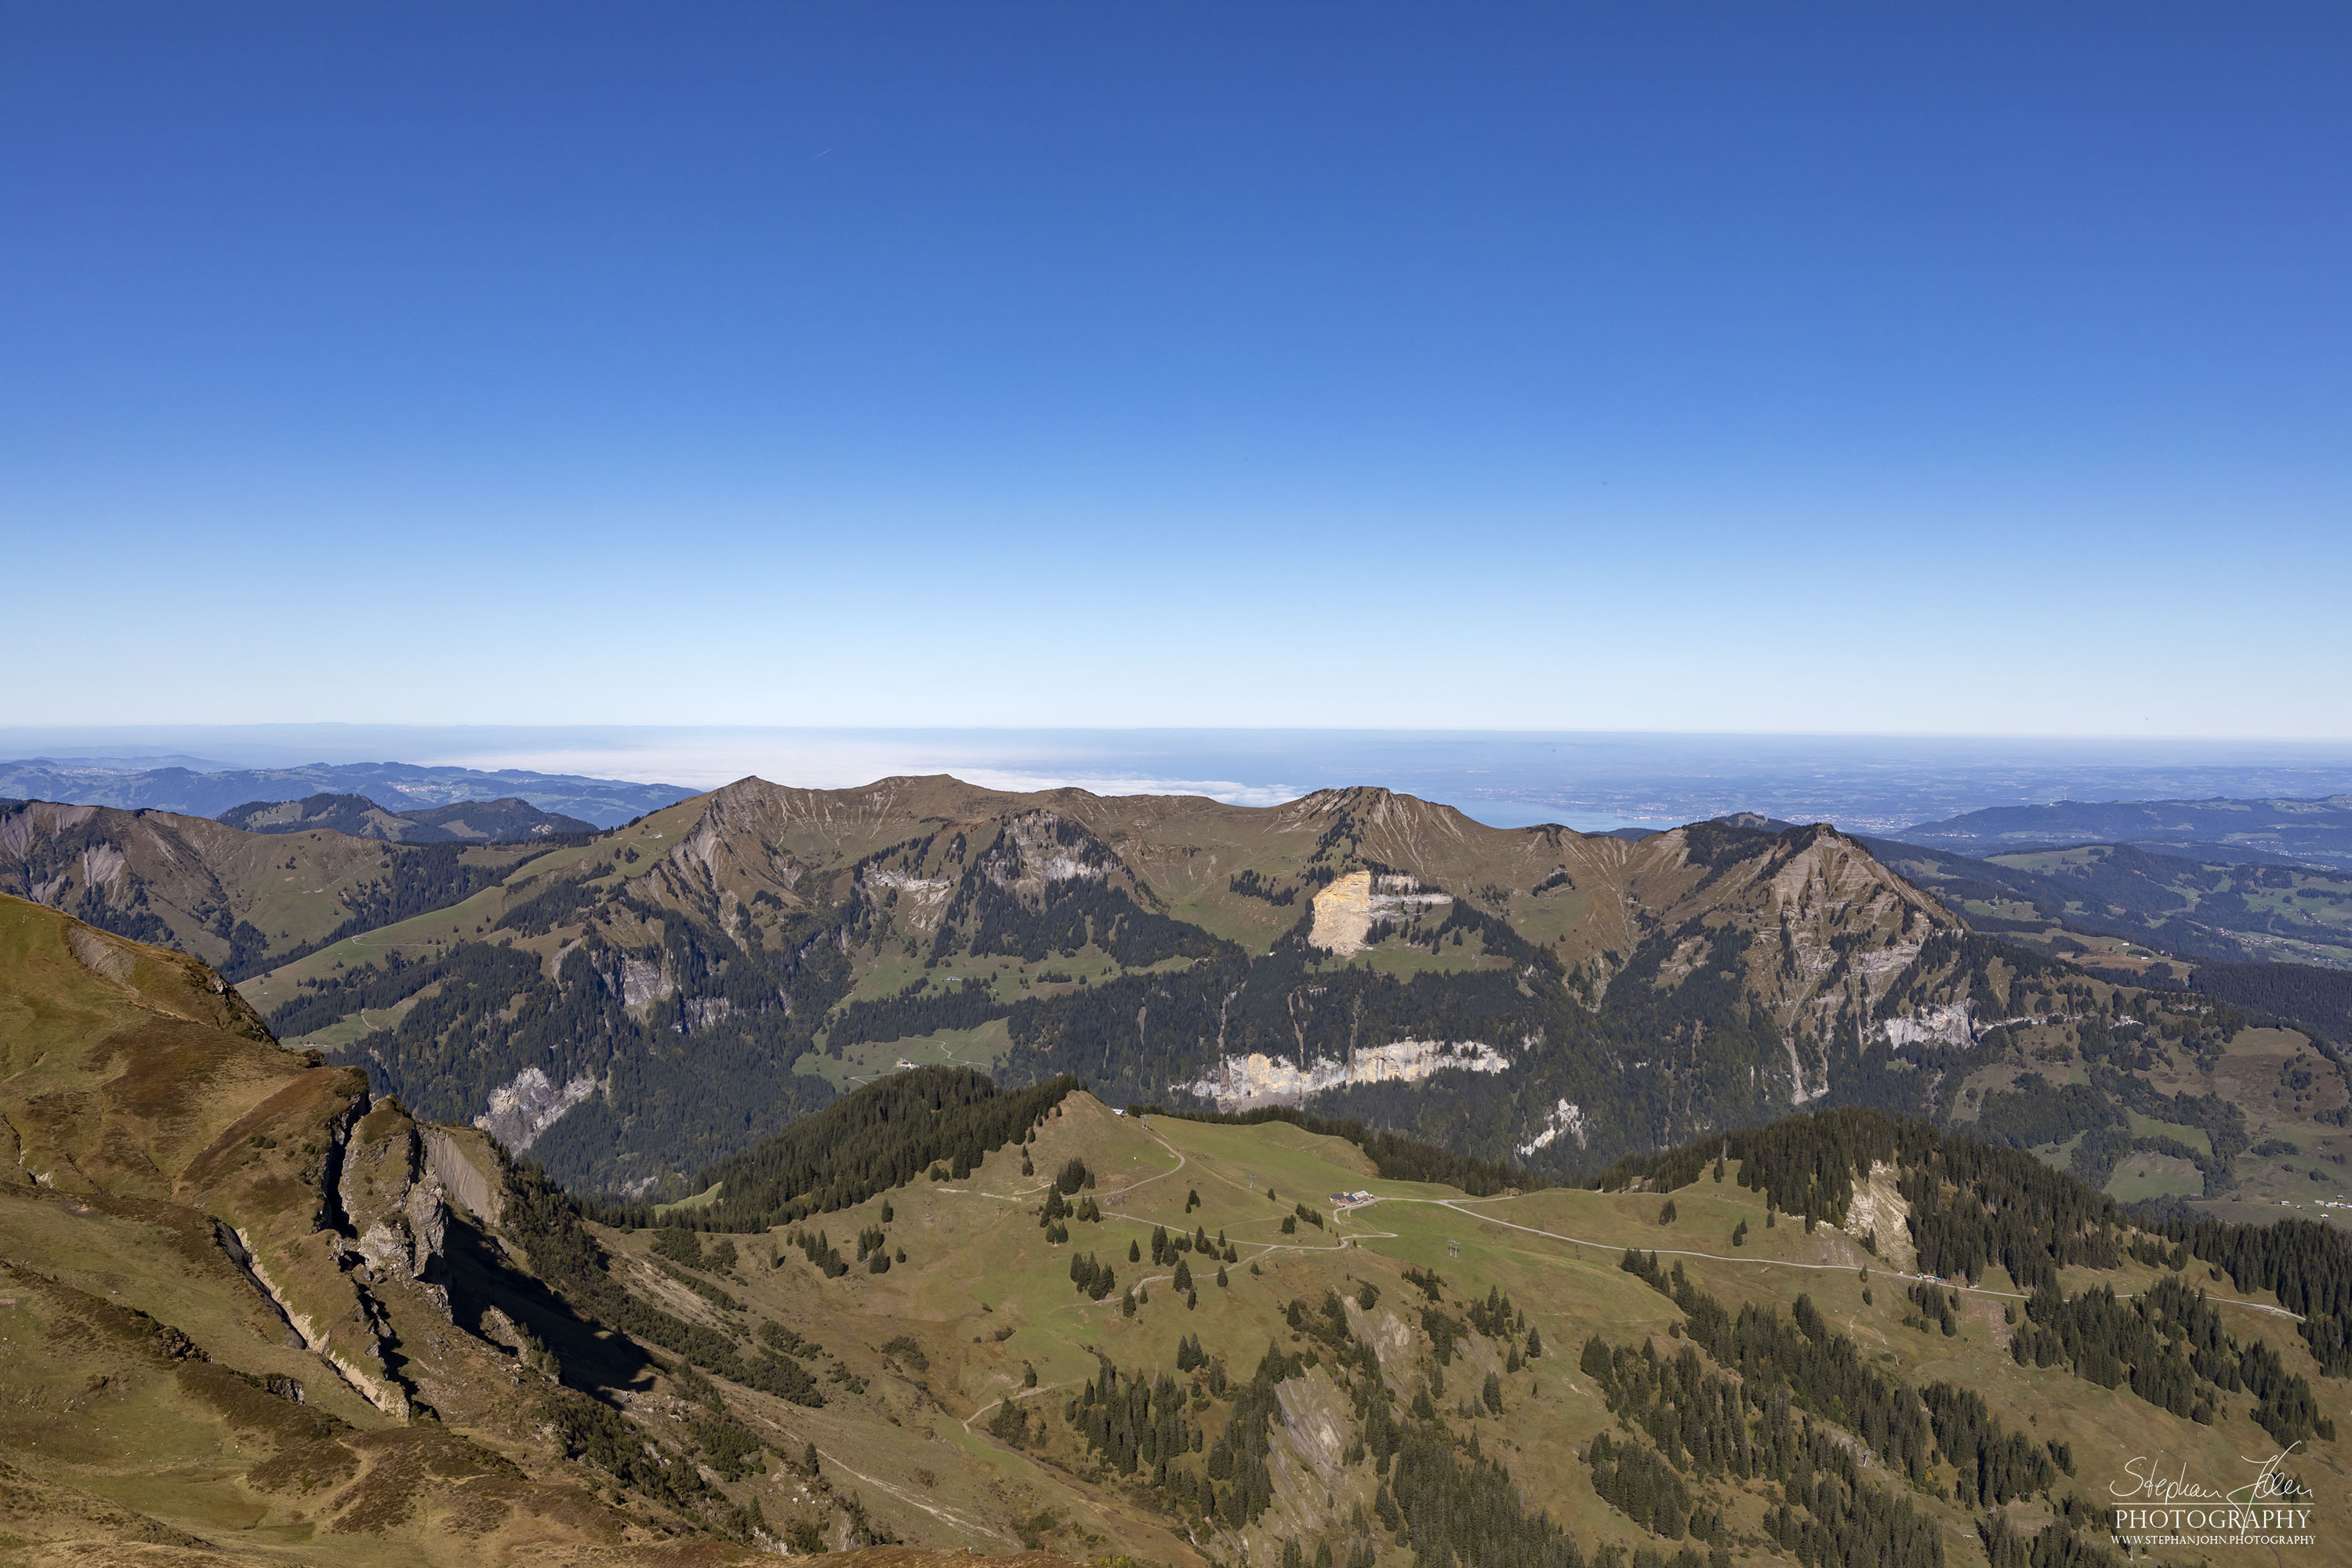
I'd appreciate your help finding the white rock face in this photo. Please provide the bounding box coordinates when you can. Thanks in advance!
[474,1067,600,1152]
[1341,1298,1417,1390]
[862,869,956,926]
[1880,1003,1973,1051]
[1840,1160,1915,1270]
[1273,1375,1352,1497]
[357,1219,409,1274]
[614,956,671,1007]
[1176,1039,1511,1109]
[1517,1099,1588,1157]
[1308,870,1454,956]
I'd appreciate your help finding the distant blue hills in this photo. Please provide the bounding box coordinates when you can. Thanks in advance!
[0,758,694,829]
[1897,795,2352,872]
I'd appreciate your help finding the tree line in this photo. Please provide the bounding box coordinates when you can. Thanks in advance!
[2009,1273,2336,1445]
[1123,1101,1542,1196]
[594,1065,1082,1231]
[1607,1253,2132,1568]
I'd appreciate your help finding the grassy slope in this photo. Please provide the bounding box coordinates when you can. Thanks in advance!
[231,817,677,1021]
[0,894,738,1566]
[0,800,546,974]
[617,1091,2348,1568]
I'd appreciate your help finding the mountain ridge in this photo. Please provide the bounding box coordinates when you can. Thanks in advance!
[220,790,597,843]
[0,796,559,981]
[0,757,694,828]
[236,774,1976,1194]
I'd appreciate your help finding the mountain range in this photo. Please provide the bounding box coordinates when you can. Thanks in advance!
[0,757,695,828]
[232,775,1976,1195]
[5,890,2348,1566]
[12,773,2352,1229]
[0,795,562,982]
[219,791,597,843]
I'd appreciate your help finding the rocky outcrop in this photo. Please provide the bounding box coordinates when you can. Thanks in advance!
[1517,1098,1589,1157]
[1839,1160,1915,1269]
[603,954,673,1007]
[421,1126,501,1221]
[64,924,136,986]
[1177,1039,1512,1109]
[472,1066,601,1152]
[986,811,1118,890]
[1880,1001,1975,1051]
[1341,1298,1417,1394]
[861,868,956,927]
[234,1220,409,1418]
[1307,869,1453,956]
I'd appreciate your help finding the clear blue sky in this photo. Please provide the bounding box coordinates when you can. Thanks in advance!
[5,4,2347,737]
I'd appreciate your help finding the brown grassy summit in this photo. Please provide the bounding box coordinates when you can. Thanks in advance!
[0,893,767,1564]
[0,796,550,979]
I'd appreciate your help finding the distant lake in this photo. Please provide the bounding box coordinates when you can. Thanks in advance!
[9,724,2352,836]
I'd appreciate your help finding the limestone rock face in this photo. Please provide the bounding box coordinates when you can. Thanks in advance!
[405,1178,448,1279]
[338,1103,419,1234]
[472,1065,600,1152]
[1839,1160,1916,1271]
[419,1126,502,1222]
[1307,869,1452,956]
[1176,1038,1513,1109]
[335,1101,459,1294]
